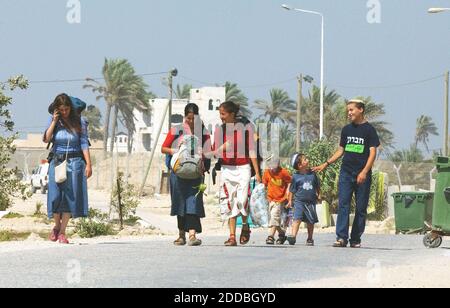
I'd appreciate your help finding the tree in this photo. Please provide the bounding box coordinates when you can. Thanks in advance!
[224,82,251,118]
[299,86,342,142]
[254,88,295,124]
[175,84,192,99]
[0,75,31,210]
[299,88,395,153]
[389,145,424,163]
[82,105,103,141]
[84,58,152,156]
[415,115,439,152]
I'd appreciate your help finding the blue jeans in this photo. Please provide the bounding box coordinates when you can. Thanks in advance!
[336,169,372,245]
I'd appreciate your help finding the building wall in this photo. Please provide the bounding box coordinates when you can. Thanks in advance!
[133,87,226,154]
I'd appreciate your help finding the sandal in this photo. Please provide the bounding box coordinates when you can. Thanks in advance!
[240,225,251,245]
[350,243,361,249]
[174,237,187,246]
[333,239,348,248]
[306,239,315,246]
[266,236,275,245]
[276,234,287,245]
[225,235,237,247]
[188,236,202,247]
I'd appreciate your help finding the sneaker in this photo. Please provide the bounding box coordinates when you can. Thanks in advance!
[287,236,296,246]
[58,234,69,244]
[49,228,59,242]
[350,243,362,249]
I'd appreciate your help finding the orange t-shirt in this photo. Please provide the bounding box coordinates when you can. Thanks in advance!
[263,168,292,203]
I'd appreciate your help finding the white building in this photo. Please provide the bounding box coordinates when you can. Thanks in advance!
[132,86,226,153]
[107,132,129,153]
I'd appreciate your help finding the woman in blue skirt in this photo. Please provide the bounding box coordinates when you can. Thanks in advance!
[162,103,211,246]
[43,94,92,244]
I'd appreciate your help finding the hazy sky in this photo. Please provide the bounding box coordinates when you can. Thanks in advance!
[1,0,449,153]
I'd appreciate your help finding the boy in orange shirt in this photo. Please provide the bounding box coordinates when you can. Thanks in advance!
[263,157,292,245]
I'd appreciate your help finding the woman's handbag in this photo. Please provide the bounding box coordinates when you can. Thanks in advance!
[55,137,70,184]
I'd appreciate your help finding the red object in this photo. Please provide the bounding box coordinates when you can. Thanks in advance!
[58,234,69,244]
[213,123,256,166]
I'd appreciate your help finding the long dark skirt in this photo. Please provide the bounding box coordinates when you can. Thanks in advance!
[170,172,205,232]
[178,215,202,233]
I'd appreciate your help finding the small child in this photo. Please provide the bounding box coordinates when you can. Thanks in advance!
[262,157,292,245]
[287,153,321,246]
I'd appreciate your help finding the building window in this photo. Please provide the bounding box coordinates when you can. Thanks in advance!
[209,99,214,111]
[142,134,151,151]
[142,111,152,127]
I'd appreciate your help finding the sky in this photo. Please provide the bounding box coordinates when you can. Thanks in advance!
[0,0,449,153]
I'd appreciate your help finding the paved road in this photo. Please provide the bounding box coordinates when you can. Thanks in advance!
[1,232,449,288]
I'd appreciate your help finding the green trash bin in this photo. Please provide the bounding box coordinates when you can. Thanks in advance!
[392,192,434,234]
[432,157,450,232]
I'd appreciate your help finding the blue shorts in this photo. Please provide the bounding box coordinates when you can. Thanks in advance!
[293,202,319,225]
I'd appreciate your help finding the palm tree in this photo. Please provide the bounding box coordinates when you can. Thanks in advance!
[224,82,251,118]
[175,84,192,99]
[84,58,151,156]
[299,86,341,142]
[254,88,295,124]
[415,115,439,152]
[82,105,103,141]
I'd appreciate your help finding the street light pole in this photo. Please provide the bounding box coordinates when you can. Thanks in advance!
[282,4,325,140]
[445,71,449,156]
[167,68,178,132]
[428,8,450,155]
[296,75,302,152]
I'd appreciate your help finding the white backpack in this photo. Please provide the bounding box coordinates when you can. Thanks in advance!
[171,135,204,180]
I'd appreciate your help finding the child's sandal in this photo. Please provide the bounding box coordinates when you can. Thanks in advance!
[276,234,287,245]
[240,226,251,245]
[266,236,275,245]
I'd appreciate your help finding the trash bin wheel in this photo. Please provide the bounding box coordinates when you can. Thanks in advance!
[423,233,443,249]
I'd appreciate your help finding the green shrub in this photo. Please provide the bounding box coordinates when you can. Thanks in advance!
[2,212,24,219]
[111,172,140,221]
[0,231,30,242]
[73,219,116,238]
[304,139,342,214]
[73,209,116,238]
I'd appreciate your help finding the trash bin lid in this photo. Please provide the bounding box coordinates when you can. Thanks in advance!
[436,156,450,169]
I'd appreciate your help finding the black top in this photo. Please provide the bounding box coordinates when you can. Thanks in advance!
[339,122,380,174]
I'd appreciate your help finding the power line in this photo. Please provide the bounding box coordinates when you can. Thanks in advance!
[28,71,168,84]
[329,74,445,90]
[179,75,298,89]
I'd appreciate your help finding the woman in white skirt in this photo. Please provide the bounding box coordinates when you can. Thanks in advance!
[213,101,261,246]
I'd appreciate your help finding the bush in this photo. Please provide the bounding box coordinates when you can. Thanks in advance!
[0,231,30,242]
[33,202,45,217]
[111,172,140,221]
[304,139,342,214]
[73,209,116,238]
[2,212,24,219]
[0,76,31,211]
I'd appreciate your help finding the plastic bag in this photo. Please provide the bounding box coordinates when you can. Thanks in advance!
[249,183,269,228]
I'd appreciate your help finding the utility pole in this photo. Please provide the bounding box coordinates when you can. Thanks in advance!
[167,68,178,132]
[445,70,449,156]
[296,75,303,152]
